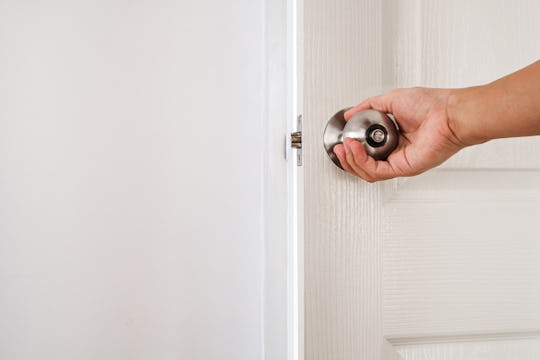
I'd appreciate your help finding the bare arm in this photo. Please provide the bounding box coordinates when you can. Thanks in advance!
[449,60,540,145]
[334,60,540,182]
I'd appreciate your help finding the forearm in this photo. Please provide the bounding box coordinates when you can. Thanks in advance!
[448,60,540,145]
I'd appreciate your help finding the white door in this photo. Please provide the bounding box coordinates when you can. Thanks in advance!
[303,1,540,359]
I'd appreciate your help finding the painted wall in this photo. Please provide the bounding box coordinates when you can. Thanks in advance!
[0,1,264,359]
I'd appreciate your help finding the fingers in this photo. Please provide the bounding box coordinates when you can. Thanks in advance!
[344,101,371,120]
[333,144,355,173]
[335,138,399,182]
[334,143,375,182]
[344,92,395,120]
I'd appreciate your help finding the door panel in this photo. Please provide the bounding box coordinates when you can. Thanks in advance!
[304,0,540,359]
[385,0,540,169]
[304,0,385,357]
[395,338,540,360]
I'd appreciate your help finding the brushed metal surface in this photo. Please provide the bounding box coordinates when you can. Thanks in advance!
[323,108,399,169]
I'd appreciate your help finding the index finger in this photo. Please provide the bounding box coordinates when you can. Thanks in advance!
[344,93,394,120]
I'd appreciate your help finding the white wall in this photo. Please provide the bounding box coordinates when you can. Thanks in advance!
[0,1,265,359]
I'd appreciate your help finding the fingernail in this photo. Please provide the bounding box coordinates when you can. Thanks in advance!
[343,138,350,152]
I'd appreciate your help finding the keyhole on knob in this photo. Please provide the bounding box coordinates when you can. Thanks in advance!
[370,129,385,143]
[366,125,387,148]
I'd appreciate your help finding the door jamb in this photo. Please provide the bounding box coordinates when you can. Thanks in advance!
[263,0,302,359]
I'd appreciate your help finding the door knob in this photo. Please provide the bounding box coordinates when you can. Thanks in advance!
[323,108,399,169]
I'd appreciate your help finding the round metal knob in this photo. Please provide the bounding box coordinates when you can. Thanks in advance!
[323,108,399,169]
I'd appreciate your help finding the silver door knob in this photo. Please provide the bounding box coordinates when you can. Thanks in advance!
[323,108,399,169]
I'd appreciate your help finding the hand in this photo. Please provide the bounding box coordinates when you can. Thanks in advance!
[333,87,466,182]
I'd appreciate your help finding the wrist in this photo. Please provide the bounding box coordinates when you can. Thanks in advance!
[447,84,493,146]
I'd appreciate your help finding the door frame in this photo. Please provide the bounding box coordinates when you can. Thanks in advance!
[263,0,302,360]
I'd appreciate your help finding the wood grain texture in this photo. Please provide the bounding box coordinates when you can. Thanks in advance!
[395,338,540,360]
[383,189,540,337]
[383,0,540,169]
[304,0,540,359]
[303,0,392,358]
[382,0,540,348]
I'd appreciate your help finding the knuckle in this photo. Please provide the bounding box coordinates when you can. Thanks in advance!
[361,173,376,183]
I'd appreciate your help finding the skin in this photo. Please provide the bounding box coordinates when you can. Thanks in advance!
[334,60,540,182]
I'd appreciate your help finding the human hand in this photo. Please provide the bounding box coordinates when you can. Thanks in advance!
[333,87,466,182]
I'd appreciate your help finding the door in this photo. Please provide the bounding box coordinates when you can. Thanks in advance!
[303,1,540,359]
